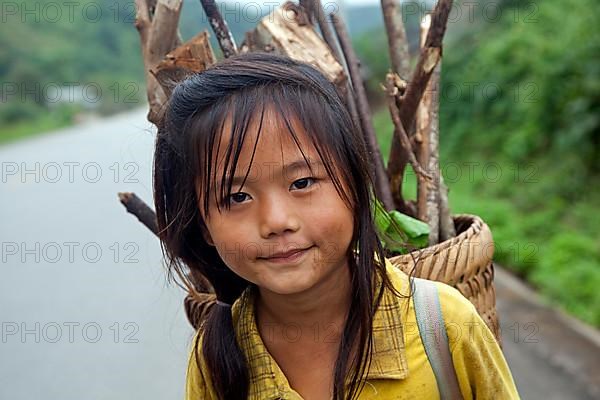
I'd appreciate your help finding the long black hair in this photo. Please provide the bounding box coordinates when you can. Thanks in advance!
[153,51,408,400]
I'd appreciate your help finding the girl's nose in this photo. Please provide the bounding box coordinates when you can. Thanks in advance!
[258,193,300,238]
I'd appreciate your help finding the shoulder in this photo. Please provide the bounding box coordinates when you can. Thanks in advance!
[429,280,501,355]
[432,280,480,328]
[430,278,521,398]
[185,329,216,400]
[382,256,496,355]
[412,275,496,355]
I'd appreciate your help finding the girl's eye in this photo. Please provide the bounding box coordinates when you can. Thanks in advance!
[225,192,249,205]
[291,177,317,190]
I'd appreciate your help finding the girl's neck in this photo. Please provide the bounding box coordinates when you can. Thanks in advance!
[254,261,353,336]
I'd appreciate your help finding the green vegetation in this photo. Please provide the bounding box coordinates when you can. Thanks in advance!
[361,0,600,326]
[0,0,145,145]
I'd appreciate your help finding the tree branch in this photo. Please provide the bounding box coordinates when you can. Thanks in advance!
[416,14,442,244]
[118,192,158,235]
[380,0,410,79]
[385,74,432,182]
[312,0,343,64]
[150,31,216,97]
[386,0,453,213]
[199,0,238,58]
[134,0,183,125]
[439,176,456,240]
[331,13,395,211]
[380,0,411,213]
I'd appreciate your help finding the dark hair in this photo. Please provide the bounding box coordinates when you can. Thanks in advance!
[153,51,409,400]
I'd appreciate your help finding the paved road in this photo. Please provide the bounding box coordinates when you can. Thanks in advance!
[1,109,599,399]
[0,109,193,399]
[495,266,600,399]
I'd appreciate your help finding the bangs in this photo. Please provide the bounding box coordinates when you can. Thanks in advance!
[188,83,356,219]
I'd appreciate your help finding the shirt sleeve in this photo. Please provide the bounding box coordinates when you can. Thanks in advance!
[437,282,521,400]
[184,331,214,400]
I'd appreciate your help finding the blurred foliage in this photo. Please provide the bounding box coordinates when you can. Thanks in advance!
[441,0,600,183]
[359,0,600,326]
[0,0,144,143]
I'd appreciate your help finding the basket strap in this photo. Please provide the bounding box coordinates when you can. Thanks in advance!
[412,277,463,400]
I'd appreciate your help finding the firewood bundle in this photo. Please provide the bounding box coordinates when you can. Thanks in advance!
[126,0,455,243]
[119,0,508,345]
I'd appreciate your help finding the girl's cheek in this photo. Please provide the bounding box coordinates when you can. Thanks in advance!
[216,229,260,264]
[319,242,340,264]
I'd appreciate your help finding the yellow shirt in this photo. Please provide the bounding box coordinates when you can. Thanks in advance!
[185,257,520,399]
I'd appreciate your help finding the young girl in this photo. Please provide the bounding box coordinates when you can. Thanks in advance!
[153,52,520,400]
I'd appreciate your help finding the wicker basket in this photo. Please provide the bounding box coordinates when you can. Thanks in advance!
[388,214,502,347]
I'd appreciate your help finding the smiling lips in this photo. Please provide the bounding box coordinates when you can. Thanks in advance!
[261,246,313,261]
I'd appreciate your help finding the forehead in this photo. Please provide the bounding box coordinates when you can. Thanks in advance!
[212,104,320,176]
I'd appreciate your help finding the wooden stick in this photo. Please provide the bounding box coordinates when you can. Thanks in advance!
[385,75,432,182]
[134,0,183,124]
[147,0,183,66]
[416,14,442,246]
[386,0,453,211]
[380,0,410,79]
[384,73,413,216]
[339,82,363,152]
[118,191,216,329]
[118,192,158,235]
[118,192,217,296]
[318,7,361,152]
[416,15,430,222]
[424,59,442,245]
[439,176,456,240]
[312,0,343,64]
[380,0,411,213]
[150,31,216,97]
[414,12,455,241]
[399,0,452,128]
[134,0,152,49]
[315,4,361,150]
[199,0,237,58]
[299,0,316,26]
[331,13,395,211]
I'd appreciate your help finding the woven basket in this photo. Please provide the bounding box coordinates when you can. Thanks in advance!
[387,214,502,347]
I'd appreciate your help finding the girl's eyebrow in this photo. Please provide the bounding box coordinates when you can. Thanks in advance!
[281,158,324,175]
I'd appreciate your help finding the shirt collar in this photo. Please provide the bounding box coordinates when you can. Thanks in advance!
[230,257,410,399]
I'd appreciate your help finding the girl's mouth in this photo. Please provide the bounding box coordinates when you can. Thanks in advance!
[261,246,314,264]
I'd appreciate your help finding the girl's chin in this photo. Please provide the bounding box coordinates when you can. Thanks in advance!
[258,273,317,296]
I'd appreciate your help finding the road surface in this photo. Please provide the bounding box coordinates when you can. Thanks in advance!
[1,109,193,399]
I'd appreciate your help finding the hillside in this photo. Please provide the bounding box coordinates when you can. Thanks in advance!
[0,0,393,143]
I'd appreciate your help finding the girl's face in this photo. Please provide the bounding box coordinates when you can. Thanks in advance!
[198,106,355,296]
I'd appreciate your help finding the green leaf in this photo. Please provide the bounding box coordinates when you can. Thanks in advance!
[371,195,430,254]
[389,210,430,249]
